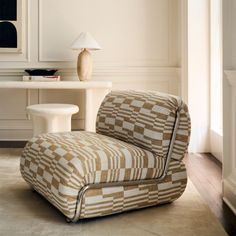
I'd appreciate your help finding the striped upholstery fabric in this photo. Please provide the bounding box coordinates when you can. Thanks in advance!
[96,91,190,161]
[20,90,191,221]
[20,131,165,218]
[80,160,187,219]
[171,103,191,161]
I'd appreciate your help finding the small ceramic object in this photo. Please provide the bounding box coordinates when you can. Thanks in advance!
[77,49,93,81]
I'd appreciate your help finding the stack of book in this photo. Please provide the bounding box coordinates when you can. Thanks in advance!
[23,76,61,82]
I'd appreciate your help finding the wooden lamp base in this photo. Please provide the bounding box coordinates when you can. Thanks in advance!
[77,49,93,81]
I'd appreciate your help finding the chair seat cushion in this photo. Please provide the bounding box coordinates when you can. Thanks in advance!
[20,131,166,217]
[21,131,165,185]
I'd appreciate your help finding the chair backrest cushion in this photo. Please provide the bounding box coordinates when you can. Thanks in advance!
[96,90,190,160]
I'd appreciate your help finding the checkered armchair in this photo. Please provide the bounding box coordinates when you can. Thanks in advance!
[20,90,191,222]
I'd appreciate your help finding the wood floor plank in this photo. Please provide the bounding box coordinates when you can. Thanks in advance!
[184,153,236,236]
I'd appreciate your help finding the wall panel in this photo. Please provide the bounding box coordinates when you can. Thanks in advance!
[0,0,181,140]
[39,0,177,66]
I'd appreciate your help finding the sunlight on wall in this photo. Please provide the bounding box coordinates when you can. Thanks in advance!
[188,0,210,152]
[210,0,223,162]
[210,0,223,135]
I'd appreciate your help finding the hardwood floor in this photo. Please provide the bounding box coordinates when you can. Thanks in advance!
[184,153,236,236]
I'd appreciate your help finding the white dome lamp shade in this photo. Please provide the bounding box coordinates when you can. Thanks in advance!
[71,32,102,81]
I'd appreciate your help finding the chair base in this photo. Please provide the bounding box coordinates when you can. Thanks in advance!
[23,159,187,222]
[21,133,188,222]
[70,160,187,222]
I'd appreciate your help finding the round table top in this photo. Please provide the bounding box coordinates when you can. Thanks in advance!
[27,104,79,116]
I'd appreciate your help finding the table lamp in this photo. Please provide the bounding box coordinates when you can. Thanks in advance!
[71,32,101,81]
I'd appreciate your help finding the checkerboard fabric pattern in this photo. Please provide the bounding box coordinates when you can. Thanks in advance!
[96,91,190,160]
[20,131,166,218]
[80,160,187,219]
[20,90,191,221]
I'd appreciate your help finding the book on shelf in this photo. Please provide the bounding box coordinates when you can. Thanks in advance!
[23,76,61,82]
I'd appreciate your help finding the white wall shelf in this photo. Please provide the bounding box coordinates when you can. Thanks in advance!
[0,81,112,89]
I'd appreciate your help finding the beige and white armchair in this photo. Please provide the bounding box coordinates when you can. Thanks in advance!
[20,90,191,222]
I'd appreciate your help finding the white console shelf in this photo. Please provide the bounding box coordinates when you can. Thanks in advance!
[0,81,112,89]
[0,81,112,133]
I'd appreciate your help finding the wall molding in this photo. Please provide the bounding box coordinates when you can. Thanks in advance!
[38,0,176,65]
[0,67,181,77]
[0,67,181,96]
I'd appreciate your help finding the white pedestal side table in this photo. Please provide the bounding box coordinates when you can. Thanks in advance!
[27,104,79,136]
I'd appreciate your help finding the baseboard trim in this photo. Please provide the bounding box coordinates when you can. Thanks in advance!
[223,179,236,215]
[208,153,222,167]
[0,141,27,148]
[223,197,236,215]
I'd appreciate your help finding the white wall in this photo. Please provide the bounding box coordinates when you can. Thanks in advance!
[222,0,236,214]
[209,0,223,162]
[0,0,182,140]
[187,0,210,152]
[223,0,236,70]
